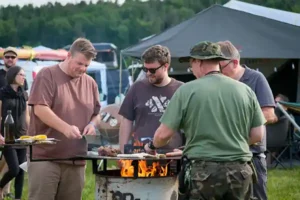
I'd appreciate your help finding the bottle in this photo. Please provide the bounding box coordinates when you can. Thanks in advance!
[4,110,15,144]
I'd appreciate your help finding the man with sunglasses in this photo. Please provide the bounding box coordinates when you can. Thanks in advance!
[118,45,184,153]
[218,40,277,200]
[0,47,29,199]
[0,47,28,90]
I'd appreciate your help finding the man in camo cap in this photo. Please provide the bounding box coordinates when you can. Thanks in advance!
[144,41,266,200]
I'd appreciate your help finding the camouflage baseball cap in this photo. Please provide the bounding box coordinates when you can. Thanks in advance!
[179,41,230,63]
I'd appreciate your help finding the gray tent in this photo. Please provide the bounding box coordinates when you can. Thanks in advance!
[121,4,300,60]
[224,0,300,27]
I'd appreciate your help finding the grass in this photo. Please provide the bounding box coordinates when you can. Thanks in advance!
[268,168,300,200]
[8,162,300,200]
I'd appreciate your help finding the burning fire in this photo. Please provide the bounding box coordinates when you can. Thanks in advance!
[132,132,144,147]
[120,160,169,177]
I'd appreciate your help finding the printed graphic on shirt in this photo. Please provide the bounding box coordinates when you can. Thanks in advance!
[145,96,170,115]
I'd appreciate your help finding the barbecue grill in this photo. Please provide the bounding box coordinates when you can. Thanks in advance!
[78,154,181,200]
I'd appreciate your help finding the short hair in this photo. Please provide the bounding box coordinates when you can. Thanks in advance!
[217,41,240,60]
[141,45,171,65]
[276,94,289,102]
[69,38,97,60]
[6,66,23,84]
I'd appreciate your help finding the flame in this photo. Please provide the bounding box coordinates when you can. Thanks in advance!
[120,160,169,177]
[132,132,143,147]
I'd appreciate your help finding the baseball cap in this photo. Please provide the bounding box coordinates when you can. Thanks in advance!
[179,41,230,63]
[3,47,18,57]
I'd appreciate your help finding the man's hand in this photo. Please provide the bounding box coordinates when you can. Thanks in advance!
[0,135,4,144]
[63,125,82,139]
[144,143,156,155]
[166,149,183,157]
[262,107,277,124]
[83,123,96,136]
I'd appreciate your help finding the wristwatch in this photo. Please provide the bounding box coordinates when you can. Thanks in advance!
[148,141,156,150]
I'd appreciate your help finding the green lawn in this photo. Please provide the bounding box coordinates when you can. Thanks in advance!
[9,162,300,200]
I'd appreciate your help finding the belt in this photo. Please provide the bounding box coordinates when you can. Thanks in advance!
[192,160,247,166]
[252,153,266,158]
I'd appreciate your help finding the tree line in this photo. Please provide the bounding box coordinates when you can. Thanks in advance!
[0,0,299,50]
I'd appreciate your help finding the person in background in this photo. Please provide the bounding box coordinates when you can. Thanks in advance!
[27,38,101,200]
[0,47,28,199]
[0,66,29,200]
[118,45,184,153]
[0,47,28,90]
[218,40,277,200]
[275,94,290,114]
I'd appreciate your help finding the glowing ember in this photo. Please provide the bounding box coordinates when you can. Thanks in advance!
[120,160,169,177]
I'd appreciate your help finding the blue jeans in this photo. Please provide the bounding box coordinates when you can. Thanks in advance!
[252,156,267,200]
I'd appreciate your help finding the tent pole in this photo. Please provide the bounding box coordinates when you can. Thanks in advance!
[277,102,300,132]
[297,59,300,102]
[119,51,123,98]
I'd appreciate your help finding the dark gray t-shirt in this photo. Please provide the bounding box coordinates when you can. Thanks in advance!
[239,65,275,153]
[119,78,184,149]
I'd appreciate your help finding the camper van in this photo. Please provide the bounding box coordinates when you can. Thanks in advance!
[10,60,108,106]
[30,61,130,106]
[63,43,118,68]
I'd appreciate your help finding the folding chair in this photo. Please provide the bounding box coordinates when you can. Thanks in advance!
[266,115,291,168]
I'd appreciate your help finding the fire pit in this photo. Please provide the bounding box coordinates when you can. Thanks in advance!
[85,155,181,200]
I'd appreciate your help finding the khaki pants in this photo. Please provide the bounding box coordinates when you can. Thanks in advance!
[28,161,85,200]
[0,156,11,194]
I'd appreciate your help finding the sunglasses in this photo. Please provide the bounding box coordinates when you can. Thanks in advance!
[4,56,16,59]
[142,63,165,74]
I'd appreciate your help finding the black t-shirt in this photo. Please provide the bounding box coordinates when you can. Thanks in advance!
[0,69,28,90]
[0,86,28,137]
[118,78,184,149]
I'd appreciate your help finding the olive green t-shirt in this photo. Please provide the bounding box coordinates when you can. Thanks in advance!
[160,74,266,162]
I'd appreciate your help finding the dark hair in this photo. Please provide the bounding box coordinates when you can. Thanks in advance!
[141,45,171,65]
[6,66,23,84]
[276,94,289,102]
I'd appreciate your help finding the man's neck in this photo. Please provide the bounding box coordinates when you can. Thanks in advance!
[4,66,9,71]
[59,61,70,76]
[233,65,245,81]
[153,76,172,87]
[200,66,220,78]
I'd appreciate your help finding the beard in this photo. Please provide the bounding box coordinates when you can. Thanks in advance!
[147,74,163,85]
[4,63,13,69]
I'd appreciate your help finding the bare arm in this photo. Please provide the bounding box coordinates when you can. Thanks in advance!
[262,107,277,124]
[25,104,30,130]
[249,125,264,145]
[153,124,175,148]
[90,114,101,127]
[0,101,2,132]
[119,117,133,153]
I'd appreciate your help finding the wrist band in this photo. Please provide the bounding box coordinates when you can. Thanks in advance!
[148,141,156,150]
[89,122,96,128]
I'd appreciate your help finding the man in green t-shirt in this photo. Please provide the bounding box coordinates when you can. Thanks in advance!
[144,41,266,200]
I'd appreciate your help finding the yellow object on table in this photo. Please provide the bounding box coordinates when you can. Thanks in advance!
[19,134,47,141]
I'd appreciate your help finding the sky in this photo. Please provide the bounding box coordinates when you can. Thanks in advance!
[0,0,126,7]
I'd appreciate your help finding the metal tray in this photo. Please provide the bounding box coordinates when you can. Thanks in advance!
[75,154,182,161]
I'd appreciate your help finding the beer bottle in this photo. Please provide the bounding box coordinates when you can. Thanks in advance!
[4,110,15,144]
